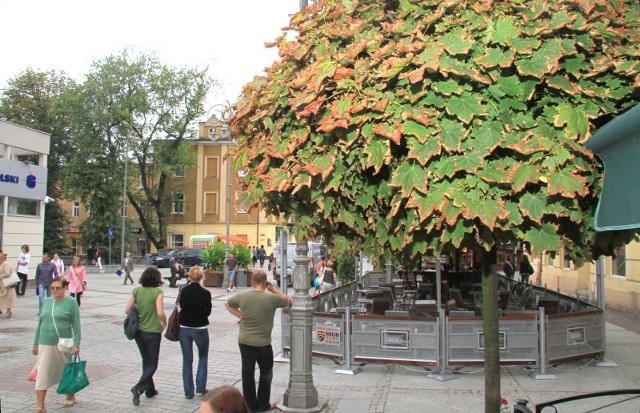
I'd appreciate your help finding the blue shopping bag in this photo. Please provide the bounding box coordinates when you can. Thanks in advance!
[115,268,123,277]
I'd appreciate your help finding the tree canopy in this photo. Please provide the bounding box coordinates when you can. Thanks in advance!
[60,50,215,250]
[231,0,640,265]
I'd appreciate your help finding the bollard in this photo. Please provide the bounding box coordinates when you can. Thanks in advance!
[335,306,362,375]
[530,306,557,380]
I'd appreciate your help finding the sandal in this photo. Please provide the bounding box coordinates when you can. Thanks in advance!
[35,408,46,413]
[63,397,75,407]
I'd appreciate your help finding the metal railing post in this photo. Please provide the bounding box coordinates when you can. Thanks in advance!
[531,306,557,380]
[335,306,361,375]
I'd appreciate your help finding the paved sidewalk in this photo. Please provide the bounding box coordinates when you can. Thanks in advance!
[0,267,639,412]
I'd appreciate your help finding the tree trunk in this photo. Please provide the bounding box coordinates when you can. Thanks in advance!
[481,247,500,412]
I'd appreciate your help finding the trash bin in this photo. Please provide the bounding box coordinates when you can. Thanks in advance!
[236,269,247,288]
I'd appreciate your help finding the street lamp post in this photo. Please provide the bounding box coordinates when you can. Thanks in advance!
[120,139,129,267]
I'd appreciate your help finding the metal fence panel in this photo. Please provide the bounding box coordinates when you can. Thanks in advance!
[546,310,604,363]
[352,316,438,365]
[448,316,538,364]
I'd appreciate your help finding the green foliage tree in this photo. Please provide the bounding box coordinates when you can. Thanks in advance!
[201,241,227,271]
[59,50,215,251]
[0,69,75,252]
[231,244,252,268]
[336,254,356,284]
[231,1,640,410]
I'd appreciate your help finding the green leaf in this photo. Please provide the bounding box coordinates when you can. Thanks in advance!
[336,98,351,117]
[515,54,548,78]
[472,121,503,153]
[403,119,430,141]
[462,198,504,229]
[497,76,523,97]
[474,47,514,68]
[511,164,539,192]
[407,188,445,221]
[362,138,390,173]
[455,151,482,172]
[504,201,523,226]
[493,17,520,44]
[519,192,546,221]
[407,136,441,166]
[553,105,589,139]
[432,80,462,96]
[441,30,474,55]
[390,161,426,196]
[547,170,585,197]
[440,119,466,151]
[445,94,485,124]
[523,223,563,254]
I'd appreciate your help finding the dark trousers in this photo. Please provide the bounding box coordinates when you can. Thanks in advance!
[70,292,83,306]
[15,272,27,296]
[239,343,274,412]
[133,331,162,395]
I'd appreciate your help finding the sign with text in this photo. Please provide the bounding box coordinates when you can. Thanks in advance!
[0,158,47,200]
[477,329,508,351]
[313,324,341,346]
[380,330,410,350]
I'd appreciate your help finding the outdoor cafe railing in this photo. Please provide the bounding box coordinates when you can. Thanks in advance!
[279,272,606,376]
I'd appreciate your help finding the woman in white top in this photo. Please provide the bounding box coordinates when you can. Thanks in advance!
[52,254,65,277]
[16,244,31,296]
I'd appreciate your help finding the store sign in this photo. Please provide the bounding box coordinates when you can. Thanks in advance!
[65,226,80,233]
[380,330,410,350]
[477,329,508,351]
[567,326,586,346]
[313,324,341,346]
[0,158,47,200]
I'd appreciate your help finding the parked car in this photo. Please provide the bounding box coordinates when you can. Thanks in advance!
[54,249,75,267]
[153,249,183,268]
[153,248,202,269]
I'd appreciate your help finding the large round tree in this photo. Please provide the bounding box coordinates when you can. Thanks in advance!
[231,0,640,410]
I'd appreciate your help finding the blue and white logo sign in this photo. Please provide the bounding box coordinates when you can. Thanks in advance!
[0,159,47,201]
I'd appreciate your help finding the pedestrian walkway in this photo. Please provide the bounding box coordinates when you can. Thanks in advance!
[0,267,639,412]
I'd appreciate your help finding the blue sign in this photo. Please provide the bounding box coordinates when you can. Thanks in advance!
[107,227,114,239]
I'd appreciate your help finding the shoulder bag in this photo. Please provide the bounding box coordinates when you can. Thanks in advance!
[52,300,74,353]
[2,271,20,289]
[164,286,183,342]
[123,289,139,340]
[56,354,89,394]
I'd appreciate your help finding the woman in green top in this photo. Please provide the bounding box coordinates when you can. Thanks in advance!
[124,267,166,407]
[32,276,81,412]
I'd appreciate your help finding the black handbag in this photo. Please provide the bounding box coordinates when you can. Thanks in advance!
[124,290,139,340]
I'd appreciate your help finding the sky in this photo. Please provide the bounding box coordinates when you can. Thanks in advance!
[0,0,300,115]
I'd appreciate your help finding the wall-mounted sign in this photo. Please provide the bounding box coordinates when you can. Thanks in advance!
[567,326,586,346]
[0,158,47,200]
[477,330,508,351]
[380,330,410,350]
[313,324,341,346]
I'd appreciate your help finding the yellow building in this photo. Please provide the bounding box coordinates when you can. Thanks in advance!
[62,114,285,257]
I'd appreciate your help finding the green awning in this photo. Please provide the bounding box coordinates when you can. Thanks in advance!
[585,103,640,231]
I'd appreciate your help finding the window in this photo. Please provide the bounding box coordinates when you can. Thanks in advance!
[547,252,555,266]
[171,192,184,214]
[204,192,218,214]
[173,166,185,179]
[563,249,572,269]
[8,197,40,216]
[614,247,626,277]
[72,202,80,218]
[172,233,184,247]
[15,154,39,165]
[205,157,219,179]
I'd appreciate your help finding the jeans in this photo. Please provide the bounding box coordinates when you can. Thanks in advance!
[179,327,209,398]
[15,272,27,296]
[239,343,274,412]
[37,284,51,311]
[133,331,162,395]
[229,270,236,285]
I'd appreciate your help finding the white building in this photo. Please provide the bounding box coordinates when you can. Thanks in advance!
[0,120,49,274]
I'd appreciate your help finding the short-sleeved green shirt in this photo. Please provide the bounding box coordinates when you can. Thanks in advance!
[227,290,289,347]
[133,287,163,333]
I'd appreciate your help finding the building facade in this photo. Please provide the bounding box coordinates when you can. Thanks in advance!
[62,115,286,257]
[0,120,50,274]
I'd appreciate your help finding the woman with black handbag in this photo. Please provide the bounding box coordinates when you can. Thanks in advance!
[178,266,211,399]
[124,267,166,406]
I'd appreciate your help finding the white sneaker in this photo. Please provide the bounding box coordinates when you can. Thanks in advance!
[226,287,230,293]
[231,286,236,291]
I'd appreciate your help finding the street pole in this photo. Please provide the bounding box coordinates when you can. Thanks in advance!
[224,142,231,288]
[281,240,320,412]
[120,140,129,266]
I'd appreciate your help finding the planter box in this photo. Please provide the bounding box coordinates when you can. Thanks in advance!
[203,270,224,287]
